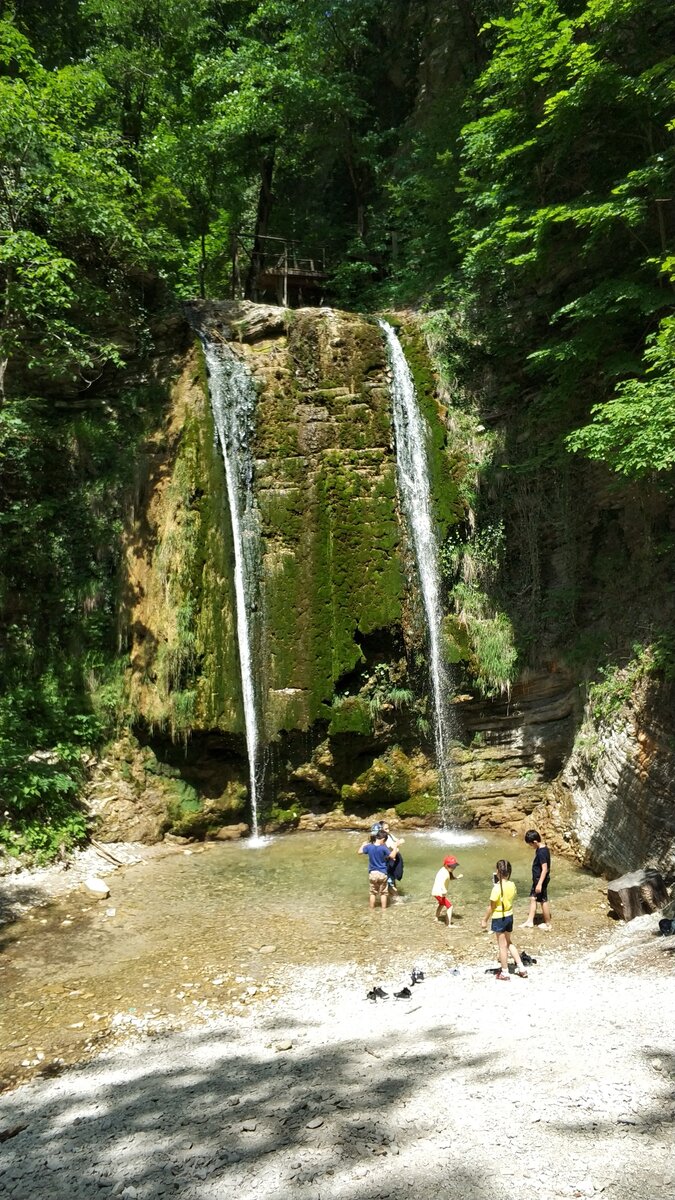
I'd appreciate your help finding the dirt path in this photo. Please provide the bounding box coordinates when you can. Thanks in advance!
[0,914,673,1200]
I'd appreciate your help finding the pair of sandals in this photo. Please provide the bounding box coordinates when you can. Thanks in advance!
[496,968,528,980]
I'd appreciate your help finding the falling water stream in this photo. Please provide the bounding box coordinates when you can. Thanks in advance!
[202,341,263,840]
[379,320,456,812]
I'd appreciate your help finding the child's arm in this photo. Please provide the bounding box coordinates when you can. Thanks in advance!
[481,899,496,928]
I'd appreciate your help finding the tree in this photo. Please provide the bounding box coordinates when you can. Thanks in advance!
[0,18,146,399]
[452,0,675,468]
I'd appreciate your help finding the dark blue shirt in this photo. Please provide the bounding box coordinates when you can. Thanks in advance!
[362,843,391,873]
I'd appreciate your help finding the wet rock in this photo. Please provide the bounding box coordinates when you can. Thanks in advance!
[607,870,669,921]
[274,1041,293,1052]
[213,824,249,841]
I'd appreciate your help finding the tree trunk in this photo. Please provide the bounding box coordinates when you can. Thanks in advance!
[244,152,276,301]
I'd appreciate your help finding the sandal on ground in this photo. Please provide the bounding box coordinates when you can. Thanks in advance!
[516,968,528,978]
[495,970,510,981]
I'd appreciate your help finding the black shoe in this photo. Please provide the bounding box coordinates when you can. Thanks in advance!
[521,953,537,966]
[367,989,378,1001]
[485,967,500,975]
[411,969,424,985]
[394,987,412,999]
[374,987,388,999]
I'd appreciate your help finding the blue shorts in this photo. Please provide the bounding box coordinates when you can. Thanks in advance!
[491,916,513,934]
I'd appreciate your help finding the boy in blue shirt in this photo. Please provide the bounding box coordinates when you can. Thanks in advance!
[358,830,397,909]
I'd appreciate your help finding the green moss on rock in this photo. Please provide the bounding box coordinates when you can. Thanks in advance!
[395,792,439,819]
[341,746,413,807]
[328,696,373,736]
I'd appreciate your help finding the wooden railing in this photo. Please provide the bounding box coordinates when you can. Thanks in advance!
[231,232,328,304]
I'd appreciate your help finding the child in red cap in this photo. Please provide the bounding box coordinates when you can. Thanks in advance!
[432,855,462,925]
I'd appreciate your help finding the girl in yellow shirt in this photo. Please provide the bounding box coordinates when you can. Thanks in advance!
[481,859,528,982]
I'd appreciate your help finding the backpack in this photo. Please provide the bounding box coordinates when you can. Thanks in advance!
[390,852,404,882]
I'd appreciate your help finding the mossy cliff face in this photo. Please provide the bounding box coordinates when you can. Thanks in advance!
[124,302,408,739]
[245,305,405,733]
[122,349,243,736]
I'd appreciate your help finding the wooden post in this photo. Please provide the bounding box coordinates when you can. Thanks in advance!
[283,242,288,307]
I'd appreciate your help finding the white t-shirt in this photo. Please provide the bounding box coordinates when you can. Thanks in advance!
[432,866,451,897]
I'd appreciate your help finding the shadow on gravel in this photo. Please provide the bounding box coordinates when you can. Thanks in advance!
[545,1045,675,1200]
[0,1017,492,1200]
[0,882,54,933]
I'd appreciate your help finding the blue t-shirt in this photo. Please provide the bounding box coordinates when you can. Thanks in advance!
[362,843,390,874]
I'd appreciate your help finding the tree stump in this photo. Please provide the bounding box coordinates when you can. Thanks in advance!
[607,870,669,921]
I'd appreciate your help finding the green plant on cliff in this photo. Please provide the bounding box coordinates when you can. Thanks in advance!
[450,583,518,698]
[587,644,658,725]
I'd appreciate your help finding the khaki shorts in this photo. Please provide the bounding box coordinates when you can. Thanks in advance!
[369,871,388,896]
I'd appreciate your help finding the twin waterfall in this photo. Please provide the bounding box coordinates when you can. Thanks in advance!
[204,322,453,836]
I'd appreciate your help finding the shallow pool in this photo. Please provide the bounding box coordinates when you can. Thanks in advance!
[0,828,604,1089]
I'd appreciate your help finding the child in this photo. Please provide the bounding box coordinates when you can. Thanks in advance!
[520,829,552,930]
[358,830,396,910]
[431,855,462,925]
[481,859,528,981]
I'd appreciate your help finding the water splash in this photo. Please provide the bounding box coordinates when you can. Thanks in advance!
[202,341,263,840]
[379,319,456,815]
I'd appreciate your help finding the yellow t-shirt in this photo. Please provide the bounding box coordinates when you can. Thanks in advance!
[490,879,517,917]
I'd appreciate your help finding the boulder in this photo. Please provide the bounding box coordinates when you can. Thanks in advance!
[606,869,669,921]
[82,877,111,900]
[211,823,249,841]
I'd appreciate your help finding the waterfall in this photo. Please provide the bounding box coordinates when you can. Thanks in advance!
[202,340,263,840]
[379,320,455,812]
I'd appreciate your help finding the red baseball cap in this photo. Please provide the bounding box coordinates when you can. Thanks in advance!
[443,856,459,868]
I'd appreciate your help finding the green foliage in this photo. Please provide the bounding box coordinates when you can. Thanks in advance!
[587,643,658,724]
[450,583,518,697]
[0,384,160,859]
[567,316,675,477]
[453,0,675,478]
[0,19,148,397]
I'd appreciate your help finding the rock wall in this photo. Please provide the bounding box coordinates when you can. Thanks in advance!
[450,667,579,829]
[123,302,412,737]
[544,679,675,875]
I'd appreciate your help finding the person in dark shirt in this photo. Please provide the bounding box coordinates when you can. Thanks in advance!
[358,830,396,910]
[520,829,552,930]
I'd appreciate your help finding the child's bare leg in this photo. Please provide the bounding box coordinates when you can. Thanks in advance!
[507,935,524,971]
[497,932,508,973]
[446,903,453,927]
[369,893,377,909]
[520,897,536,928]
[541,899,552,926]
[380,891,388,910]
